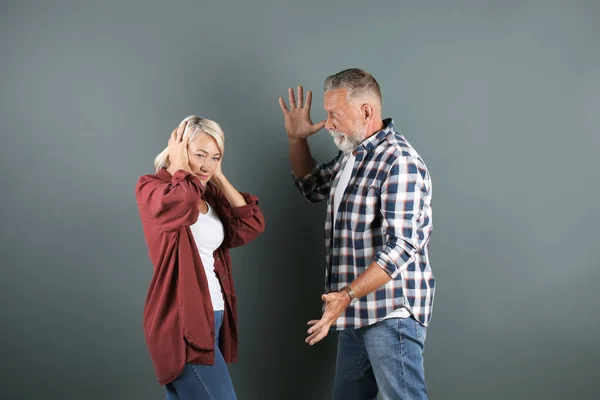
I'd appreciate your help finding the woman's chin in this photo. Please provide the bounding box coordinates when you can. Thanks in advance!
[195,175,211,185]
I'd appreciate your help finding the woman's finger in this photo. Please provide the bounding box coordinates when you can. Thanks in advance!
[176,122,187,142]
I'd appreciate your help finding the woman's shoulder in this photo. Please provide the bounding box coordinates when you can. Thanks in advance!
[136,169,170,186]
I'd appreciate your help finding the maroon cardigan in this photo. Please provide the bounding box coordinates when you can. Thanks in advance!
[135,168,265,385]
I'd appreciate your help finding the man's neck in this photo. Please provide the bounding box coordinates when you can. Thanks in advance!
[365,118,385,139]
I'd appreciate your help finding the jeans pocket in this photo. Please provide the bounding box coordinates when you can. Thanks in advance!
[414,319,427,343]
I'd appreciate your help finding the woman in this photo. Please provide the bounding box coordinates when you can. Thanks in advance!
[135,116,265,399]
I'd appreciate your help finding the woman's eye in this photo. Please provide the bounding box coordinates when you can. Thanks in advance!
[196,154,205,158]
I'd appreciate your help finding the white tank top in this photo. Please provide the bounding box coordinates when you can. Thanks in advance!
[189,202,225,311]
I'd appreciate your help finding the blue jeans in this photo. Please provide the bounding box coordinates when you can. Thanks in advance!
[333,317,428,400]
[165,311,237,400]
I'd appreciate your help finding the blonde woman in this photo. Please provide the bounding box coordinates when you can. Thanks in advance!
[135,116,265,399]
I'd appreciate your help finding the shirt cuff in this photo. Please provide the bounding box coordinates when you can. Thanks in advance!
[229,194,259,219]
[291,164,319,192]
[374,250,412,279]
[171,170,204,190]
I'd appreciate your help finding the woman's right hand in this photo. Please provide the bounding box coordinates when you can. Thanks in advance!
[278,86,326,143]
[166,121,193,175]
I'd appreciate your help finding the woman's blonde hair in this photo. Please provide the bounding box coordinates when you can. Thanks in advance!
[154,115,225,171]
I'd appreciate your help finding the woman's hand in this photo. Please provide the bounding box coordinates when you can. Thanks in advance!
[209,160,248,207]
[210,158,225,187]
[166,121,192,175]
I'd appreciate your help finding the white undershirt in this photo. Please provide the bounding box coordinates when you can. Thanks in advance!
[333,153,410,319]
[189,202,225,311]
[333,153,356,217]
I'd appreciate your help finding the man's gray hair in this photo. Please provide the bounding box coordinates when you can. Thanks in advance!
[324,68,382,103]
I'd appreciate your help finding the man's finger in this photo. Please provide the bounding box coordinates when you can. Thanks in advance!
[311,120,326,134]
[278,97,289,113]
[308,329,329,346]
[304,90,312,108]
[307,319,327,334]
[297,86,303,108]
[307,320,319,326]
[322,293,335,302]
[305,329,321,343]
[288,88,297,109]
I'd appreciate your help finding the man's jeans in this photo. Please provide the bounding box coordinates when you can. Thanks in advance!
[333,316,428,400]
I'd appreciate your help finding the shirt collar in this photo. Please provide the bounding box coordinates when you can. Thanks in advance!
[354,118,395,156]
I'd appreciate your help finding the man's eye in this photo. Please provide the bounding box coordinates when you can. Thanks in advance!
[212,157,220,161]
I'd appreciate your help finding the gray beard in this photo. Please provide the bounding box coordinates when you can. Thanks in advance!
[329,128,367,153]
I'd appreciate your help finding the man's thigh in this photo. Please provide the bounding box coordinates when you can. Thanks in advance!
[362,317,428,400]
[333,328,379,400]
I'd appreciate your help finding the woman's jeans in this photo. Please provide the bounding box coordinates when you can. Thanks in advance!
[165,311,237,400]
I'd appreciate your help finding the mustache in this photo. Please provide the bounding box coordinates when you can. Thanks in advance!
[329,130,347,138]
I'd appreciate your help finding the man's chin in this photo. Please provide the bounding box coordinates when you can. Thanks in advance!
[333,139,357,153]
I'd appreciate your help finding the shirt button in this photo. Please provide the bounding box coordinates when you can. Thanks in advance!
[216,256,220,261]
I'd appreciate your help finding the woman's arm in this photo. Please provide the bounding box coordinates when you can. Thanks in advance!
[136,170,203,232]
[209,177,265,248]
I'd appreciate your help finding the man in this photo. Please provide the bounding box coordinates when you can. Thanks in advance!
[278,68,435,399]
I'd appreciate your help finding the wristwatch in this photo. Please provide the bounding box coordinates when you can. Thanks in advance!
[340,286,358,306]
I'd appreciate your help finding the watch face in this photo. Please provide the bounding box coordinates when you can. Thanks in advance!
[350,298,358,306]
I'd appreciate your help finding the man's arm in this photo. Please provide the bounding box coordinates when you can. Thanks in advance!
[289,138,316,179]
[306,155,429,345]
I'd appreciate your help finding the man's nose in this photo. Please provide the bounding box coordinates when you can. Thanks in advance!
[325,117,335,131]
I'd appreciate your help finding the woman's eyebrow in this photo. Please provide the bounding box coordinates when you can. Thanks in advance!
[191,148,221,156]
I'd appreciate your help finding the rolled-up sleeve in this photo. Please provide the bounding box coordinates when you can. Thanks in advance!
[292,152,342,203]
[218,191,265,248]
[374,156,427,278]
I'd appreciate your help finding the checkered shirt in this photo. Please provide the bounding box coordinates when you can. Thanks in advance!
[293,119,435,328]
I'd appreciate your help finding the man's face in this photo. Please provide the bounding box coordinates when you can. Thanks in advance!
[324,88,367,153]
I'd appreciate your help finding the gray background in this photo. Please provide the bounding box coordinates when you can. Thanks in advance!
[1,0,599,399]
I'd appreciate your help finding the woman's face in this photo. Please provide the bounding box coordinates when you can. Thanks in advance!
[187,132,221,185]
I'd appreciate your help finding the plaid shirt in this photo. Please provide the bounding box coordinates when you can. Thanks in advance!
[294,119,435,329]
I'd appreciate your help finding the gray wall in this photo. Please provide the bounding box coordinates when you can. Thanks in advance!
[1,1,599,399]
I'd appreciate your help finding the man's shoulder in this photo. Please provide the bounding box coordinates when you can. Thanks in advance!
[375,133,431,180]
[384,130,414,153]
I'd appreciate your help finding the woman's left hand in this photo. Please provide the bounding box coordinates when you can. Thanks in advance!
[209,159,248,207]
[210,159,225,187]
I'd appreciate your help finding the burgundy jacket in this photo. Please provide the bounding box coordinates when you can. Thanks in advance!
[135,168,265,385]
